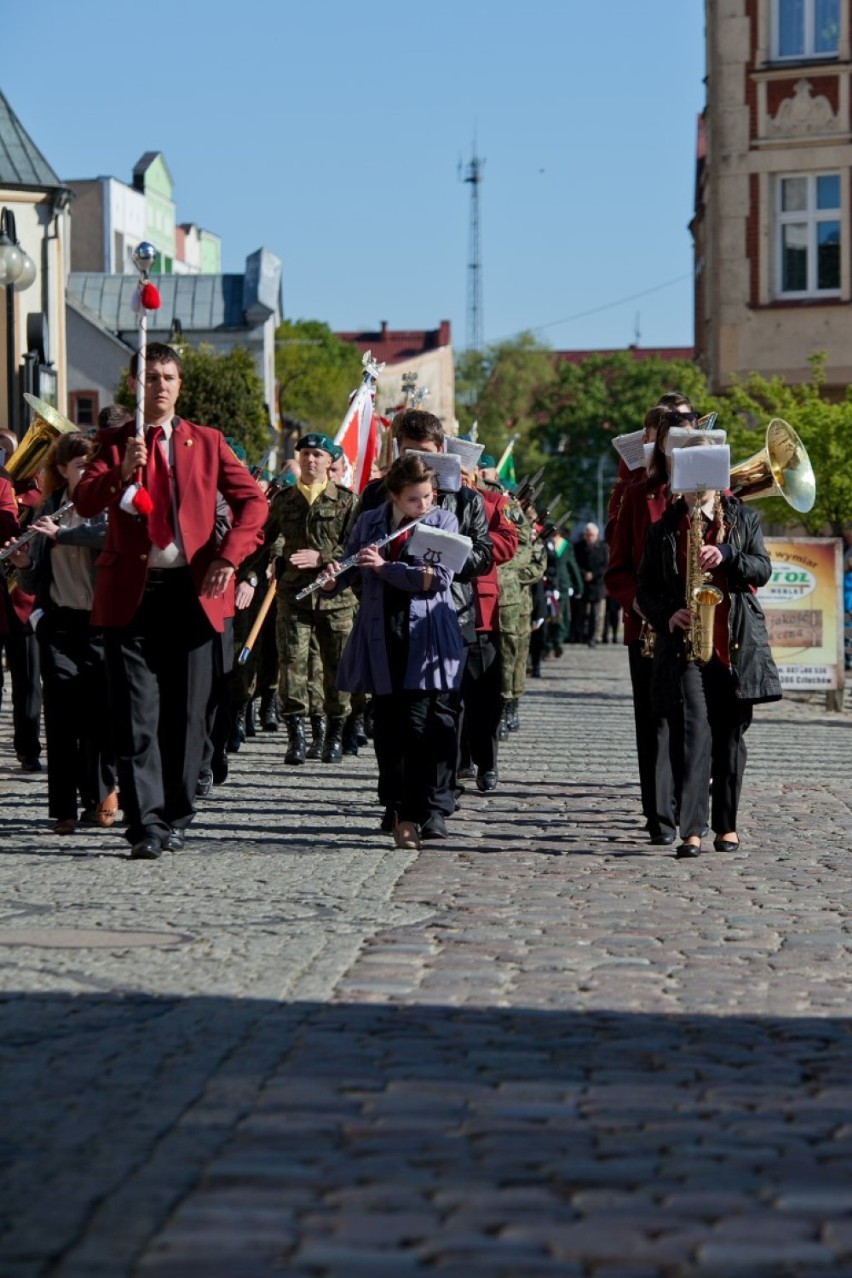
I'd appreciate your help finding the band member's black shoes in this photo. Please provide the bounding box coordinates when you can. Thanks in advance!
[130,839,161,860]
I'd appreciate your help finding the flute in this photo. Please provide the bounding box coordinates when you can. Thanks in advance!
[0,499,76,562]
[295,510,433,601]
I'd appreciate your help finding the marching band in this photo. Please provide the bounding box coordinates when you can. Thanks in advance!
[0,339,815,859]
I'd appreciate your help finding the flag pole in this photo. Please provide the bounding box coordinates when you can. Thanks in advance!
[496,432,519,475]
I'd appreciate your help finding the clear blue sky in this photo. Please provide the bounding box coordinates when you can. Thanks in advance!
[3,0,704,352]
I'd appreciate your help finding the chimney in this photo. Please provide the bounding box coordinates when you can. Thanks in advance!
[380,320,388,338]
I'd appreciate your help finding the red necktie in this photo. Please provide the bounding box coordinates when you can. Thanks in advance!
[389,525,411,561]
[145,426,176,549]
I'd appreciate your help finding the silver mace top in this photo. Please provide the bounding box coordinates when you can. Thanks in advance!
[131,241,157,277]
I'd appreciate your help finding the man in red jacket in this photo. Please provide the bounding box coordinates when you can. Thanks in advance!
[459,474,519,791]
[75,343,267,860]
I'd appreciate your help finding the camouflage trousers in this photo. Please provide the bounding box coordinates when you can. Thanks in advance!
[276,595,353,718]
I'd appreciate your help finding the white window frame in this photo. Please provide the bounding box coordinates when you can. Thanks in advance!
[775,172,841,299]
[773,0,840,60]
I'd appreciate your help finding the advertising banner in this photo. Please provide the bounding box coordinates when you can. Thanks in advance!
[759,538,844,691]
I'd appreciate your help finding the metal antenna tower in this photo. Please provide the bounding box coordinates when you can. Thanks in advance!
[463,143,485,351]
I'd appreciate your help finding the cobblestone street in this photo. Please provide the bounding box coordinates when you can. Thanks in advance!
[1,646,851,1277]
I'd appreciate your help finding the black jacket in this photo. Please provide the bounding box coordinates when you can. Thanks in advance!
[18,488,107,615]
[636,495,782,714]
[359,478,493,643]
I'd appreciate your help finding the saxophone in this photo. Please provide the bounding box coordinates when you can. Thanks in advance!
[684,492,724,665]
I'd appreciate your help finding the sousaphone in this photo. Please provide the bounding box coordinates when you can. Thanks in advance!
[4,394,78,482]
[729,418,816,513]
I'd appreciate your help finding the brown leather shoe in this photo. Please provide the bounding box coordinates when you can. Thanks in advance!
[94,792,119,828]
[54,817,77,835]
[393,819,422,851]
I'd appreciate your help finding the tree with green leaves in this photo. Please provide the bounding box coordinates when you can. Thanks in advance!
[456,333,556,483]
[718,357,852,536]
[117,342,270,462]
[275,319,363,436]
[532,351,709,518]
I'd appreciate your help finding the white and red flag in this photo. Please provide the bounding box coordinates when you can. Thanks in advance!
[334,351,384,492]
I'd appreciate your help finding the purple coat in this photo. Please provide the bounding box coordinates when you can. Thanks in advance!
[336,503,465,696]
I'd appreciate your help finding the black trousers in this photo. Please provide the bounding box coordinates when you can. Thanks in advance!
[373,690,454,826]
[201,617,234,774]
[104,569,214,845]
[671,657,752,839]
[0,619,42,760]
[427,686,462,818]
[38,609,115,819]
[627,640,677,839]
[459,631,502,775]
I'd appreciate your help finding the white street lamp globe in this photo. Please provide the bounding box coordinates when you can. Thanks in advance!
[0,239,23,286]
[11,252,36,292]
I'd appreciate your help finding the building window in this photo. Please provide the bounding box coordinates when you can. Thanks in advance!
[776,173,840,297]
[774,0,839,60]
[69,391,99,428]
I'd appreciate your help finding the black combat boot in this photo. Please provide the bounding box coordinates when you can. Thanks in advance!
[498,702,510,742]
[261,691,281,731]
[228,702,247,753]
[322,716,346,763]
[284,715,307,765]
[245,699,257,738]
[306,713,327,760]
[342,710,366,756]
[507,698,521,732]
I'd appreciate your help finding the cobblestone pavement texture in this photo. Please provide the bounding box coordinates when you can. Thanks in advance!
[0,647,851,1277]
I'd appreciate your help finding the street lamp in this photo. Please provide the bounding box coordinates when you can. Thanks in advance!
[0,207,37,433]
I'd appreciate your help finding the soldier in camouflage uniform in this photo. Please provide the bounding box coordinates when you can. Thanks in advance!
[261,433,358,764]
[498,496,545,734]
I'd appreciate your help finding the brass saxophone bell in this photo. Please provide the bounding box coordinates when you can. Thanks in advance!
[691,583,724,665]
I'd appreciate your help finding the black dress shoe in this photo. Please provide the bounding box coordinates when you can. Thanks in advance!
[675,842,702,859]
[195,768,213,799]
[211,750,229,785]
[420,813,449,840]
[649,832,676,846]
[713,837,740,852]
[379,806,395,832]
[476,770,498,792]
[18,756,42,773]
[162,830,186,852]
[130,838,161,860]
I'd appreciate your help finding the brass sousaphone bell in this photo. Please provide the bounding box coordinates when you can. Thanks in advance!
[729,418,816,514]
[4,394,78,483]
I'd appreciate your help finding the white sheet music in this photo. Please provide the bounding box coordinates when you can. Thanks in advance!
[611,429,647,471]
[671,444,731,493]
[405,450,463,492]
[407,524,473,575]
[445,437,485,471]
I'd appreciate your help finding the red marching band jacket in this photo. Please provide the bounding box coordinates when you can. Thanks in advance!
[0,474,22,637]
[473,487,519,632]
[604,476,668,646]
[74,418,267,632]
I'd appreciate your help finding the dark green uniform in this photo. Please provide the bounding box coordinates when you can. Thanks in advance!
[264,481,358,718]
[498,500,536,700]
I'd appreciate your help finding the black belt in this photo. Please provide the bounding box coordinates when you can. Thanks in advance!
[146,566,191,584]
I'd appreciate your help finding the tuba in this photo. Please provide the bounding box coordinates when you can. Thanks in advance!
[4,394,77,483]
[729,418,815,514]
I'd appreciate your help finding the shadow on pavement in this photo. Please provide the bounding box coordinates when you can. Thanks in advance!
[2,993,852,1275]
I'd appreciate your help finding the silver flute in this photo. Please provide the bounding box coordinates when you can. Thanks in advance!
[0,499,76,562]
[295,510,433,601]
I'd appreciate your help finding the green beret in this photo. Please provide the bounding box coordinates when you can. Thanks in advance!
[330,443,344,462]
[296,432,335,456]
[479,453,496,468]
